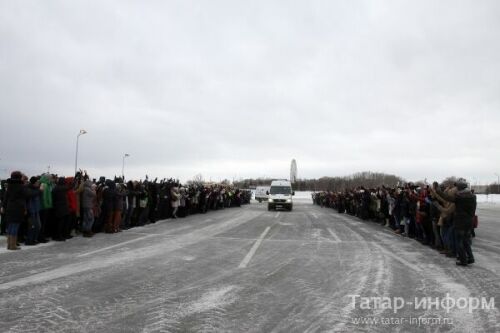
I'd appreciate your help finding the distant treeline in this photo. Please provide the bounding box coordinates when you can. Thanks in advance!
[234,171,405,192]
[485,184,500,194]
[234,173,500,194]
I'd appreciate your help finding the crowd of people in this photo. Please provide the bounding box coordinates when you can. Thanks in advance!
[0,170,251,250]
[312,179,477,266]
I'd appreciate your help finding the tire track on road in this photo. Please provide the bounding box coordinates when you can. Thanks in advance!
[326,209,499,331]
[319,211,390,331]
[0,208,269,332]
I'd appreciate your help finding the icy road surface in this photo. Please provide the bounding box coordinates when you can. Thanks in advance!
[0,200,499,332]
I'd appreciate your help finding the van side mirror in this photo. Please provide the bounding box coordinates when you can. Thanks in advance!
[266,191,269,195]
[292,191,295,196]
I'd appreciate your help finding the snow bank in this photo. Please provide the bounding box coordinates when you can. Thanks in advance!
[294,191,313,201]
[476,194,500,204]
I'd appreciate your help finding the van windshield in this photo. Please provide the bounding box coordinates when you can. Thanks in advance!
[270,186,291,195]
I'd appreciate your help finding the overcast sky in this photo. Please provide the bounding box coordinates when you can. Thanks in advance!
[1,0,499,184]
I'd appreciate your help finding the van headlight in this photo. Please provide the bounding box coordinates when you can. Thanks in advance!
[286,199,291,203]
[268,199,274,202]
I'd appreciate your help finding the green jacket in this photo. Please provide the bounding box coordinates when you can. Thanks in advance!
[39,174,54,209]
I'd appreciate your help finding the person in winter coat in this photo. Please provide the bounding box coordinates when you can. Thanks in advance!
[199,187,208,214]
[235,189,242,207]
[52,177,70,241]
[415,189,431,245]
[395,191,410,236]
[428,195,443,250]
[131,181,143,226]
[26,176,42,245]
[65,177,77,239]
[392,190,402,231]
[170,186,180,218]
[431,179,477,266]
[38,174,54,243]
[0,180,7,235]
[102,180,116,233]
[1,171,40,250]
[157,183,170,220]
[407,191,417,238]
[112,184,126,232]
[147,181,158,223]
[386,190,396,229]
[137,184,150,225]
[122,181,136,229]
[73,171,87,230]
[432,186,457,257]
[179,187,187,217]
[80,180,96,237]
[93,178,106,232]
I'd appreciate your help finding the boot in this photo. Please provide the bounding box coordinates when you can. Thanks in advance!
[6,235,11,250]
[11,236,20,250]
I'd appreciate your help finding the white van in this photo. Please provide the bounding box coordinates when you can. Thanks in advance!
[267,180,294,211]
[255,186,270,202]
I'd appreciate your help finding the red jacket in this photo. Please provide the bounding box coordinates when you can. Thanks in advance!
[415,190,428,224]
[65,178,77,213]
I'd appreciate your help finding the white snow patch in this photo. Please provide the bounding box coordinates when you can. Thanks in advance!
[326,228,341,242]
[294,191,314,201]
[278,222,293,226]
[476,194,500,204]
[311,228,321,240]
[182,256,196,261]
[0,211,261,291]
[425,264,484,333]
[182,286,237,316]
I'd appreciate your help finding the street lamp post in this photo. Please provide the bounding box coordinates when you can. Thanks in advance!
[74,129,87,175]
[122,154,130,181]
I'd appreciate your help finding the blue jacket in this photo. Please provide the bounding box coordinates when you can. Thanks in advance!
[27,185,42,215]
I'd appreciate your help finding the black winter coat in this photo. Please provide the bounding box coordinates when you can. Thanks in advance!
[114,189,126,211]
[102,187,115,213]
[2,179,38,224]
[52,184,70,218]
[437,189,476,230]
[399,196,410,219]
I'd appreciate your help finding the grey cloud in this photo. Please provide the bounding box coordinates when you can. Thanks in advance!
[1,0,500,184]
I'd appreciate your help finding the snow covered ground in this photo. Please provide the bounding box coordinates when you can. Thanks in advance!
[0,199,498,332]
[476,194,500,204]
[292,191,313,201]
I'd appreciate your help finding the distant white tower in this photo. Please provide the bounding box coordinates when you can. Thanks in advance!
[290,159,297,183]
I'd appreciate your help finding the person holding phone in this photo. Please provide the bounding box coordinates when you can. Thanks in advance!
[430,179,476,266]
